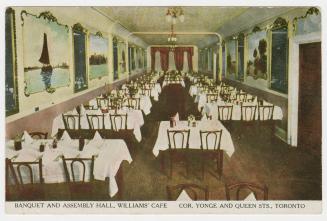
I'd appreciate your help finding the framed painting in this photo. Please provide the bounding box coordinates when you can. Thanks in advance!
[226,39,237,78]
[88,33,109,79]
[246,30,268,80]
[73,23,88,92]
[22,11,70,95]
[5,8,19,116]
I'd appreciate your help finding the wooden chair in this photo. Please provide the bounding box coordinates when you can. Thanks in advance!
[225,182,268,200]
[165,129,190,179]
[200,130,223,180]
[96,97,109,109]
[29,132,48,139]
[86,114,105,130]
[6,158,45,200]
[62,114,80,130]
[126,97,141,110]
[258,105,274,121]
[166,184,209,201]
[206,93,219,103]
[241,104,257,121]
[141,88,152,97]
[236,92,248,102]
[218,105,233,121]
[109,113,128,131]
[62,155,96,200]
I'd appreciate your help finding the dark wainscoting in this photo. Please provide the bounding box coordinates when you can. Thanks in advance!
[223,78,288,139]
[6,72,145,139]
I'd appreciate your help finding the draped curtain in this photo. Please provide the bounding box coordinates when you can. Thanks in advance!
[151,47,193,72]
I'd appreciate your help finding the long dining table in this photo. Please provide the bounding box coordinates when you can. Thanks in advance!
[152,119,235,157]
[5,132,132,197]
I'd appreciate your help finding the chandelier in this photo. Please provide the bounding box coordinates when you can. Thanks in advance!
[168,24,177,42]
[166,7,184,50]
[166,7,185,24]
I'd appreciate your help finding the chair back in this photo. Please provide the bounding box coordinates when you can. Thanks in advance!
[109,113,128,131]
[6,158,44,185]
[200,130,222,151]
[236,92,248,102]
[141,88,151,97]
[96,97,109,109]
[86,114,105,129]
[62,156,95,182]
[166,184,209,201]
[206,93,219,103]
[241,104,257,121]
[29,132,48,139]
[225,182,268,200]
[167,129,190,150]
[218,105,233,121]
[126,97,141,110]
[258,105,274,121]
[62,114,80,130]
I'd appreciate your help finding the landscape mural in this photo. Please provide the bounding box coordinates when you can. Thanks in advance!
[89,34,108,79]
[246,30,268,80]
[22,12,70,95]
[226,40,237,77]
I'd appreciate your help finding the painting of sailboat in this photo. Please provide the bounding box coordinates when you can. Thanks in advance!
[23,13,70,95]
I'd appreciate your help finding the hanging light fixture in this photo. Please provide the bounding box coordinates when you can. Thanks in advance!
[166,7,184,49]
[166,7,185,24]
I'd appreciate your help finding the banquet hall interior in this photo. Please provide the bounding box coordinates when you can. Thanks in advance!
[5,6,321,201]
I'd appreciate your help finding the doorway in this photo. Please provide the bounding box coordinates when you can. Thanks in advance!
[298,42,321,154]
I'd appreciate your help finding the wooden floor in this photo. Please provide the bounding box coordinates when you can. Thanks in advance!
[7,79,322,201]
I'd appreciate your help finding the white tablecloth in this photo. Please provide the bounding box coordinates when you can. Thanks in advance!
[202,101,283,121]
[153,120,235,157]
[6,138,132,197]
[52,109,144,142]
[189,85,198,97]
[162,80,185,88]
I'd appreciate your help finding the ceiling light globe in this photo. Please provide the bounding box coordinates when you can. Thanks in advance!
[179,15,185,22]
[166,14,172,23]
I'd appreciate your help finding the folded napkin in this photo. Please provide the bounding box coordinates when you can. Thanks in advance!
[80,104,86,116]
[84,131,104,150]
[71,108,79,115]
[176,190,193,201]
[58,131,73,147]
[14,148,42,162]
[244,192,257,201]
[21,131,39,150]
[173,112,180,122]
[22,131,33,145]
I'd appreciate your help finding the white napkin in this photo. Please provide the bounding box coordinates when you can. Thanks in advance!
[84,131,104,150]
[244,192,257,201]
[176,190,193,201]
[58,131,72,147]
[15,148,42,162]
[173,112,180,122]
[22,131,33,145]
[71,108,79,115]
[80,104,86,116]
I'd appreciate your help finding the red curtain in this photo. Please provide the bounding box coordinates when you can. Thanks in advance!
[151,47,193,72]
[174,48,184,71]
[151,47,169,72]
